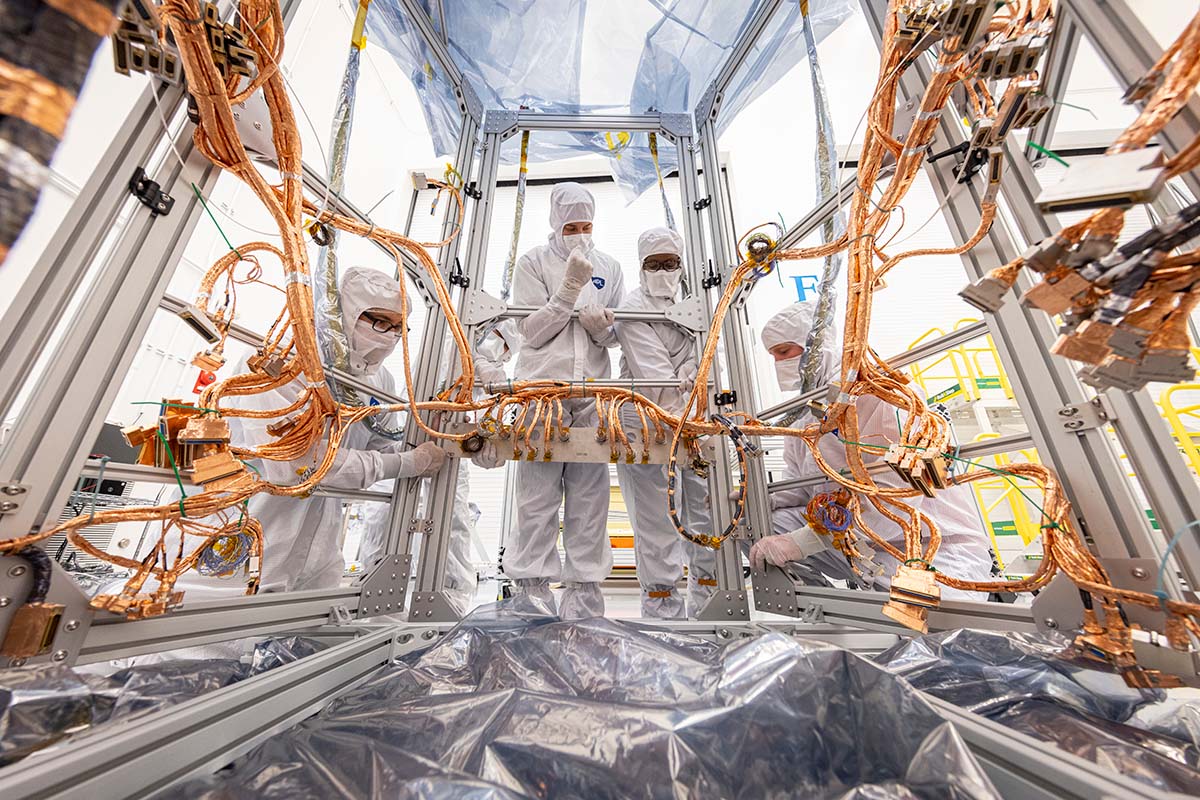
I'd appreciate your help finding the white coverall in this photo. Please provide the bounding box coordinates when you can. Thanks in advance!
[613,227,718,618]
[761,303,993,600]
[509,183,625,618]
[128,267,443,600]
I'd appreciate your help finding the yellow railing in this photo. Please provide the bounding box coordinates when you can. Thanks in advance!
[1159,351,1200,478]
[907,318,1012,404]
[967,433,1043,570]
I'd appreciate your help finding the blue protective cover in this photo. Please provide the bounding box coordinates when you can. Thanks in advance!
[366,0,855,198]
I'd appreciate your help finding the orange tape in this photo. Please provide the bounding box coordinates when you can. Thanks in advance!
[0,59,75,138]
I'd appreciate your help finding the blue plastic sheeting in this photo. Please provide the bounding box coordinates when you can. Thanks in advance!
[366,0,855,199]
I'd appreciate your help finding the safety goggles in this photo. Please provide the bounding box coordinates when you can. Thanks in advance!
[362,312,406,334]
[642,256,682,272]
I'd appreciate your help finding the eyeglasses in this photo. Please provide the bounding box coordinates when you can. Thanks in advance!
[362,313,405,334]
[642,256,682,272]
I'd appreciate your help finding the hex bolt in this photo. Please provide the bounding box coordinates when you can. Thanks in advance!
[2,486,27,495]
[726,608,733,616]
[1059,407,1078,417]
[8,565,27,578]
[422,629,436,640]
[52,650,68,662]
[0,502,17,512]
[64,620,79,631]
[1131,567,1149,580]
[9,658,26,667]
[1044,617,1059,629]
[0,597,9,607]
[425,610,432,617]
[718,628,730,638]
[739,608,746,616]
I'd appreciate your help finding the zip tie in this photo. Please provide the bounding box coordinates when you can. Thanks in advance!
[918,110,942,120]
[195,292,210,305]
[285,271,310,286]
[307,380,325,388]
[902,146,926,158]
[280,170,302,181]
[836,392,853,404]
[933,61,954,73]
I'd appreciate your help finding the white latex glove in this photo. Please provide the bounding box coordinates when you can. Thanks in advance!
[556,248,594,304]
[749,527,827,572]
[579,303,614,335]
[392,441,446,478]
[470,440,504,469]
[677,361,699,395]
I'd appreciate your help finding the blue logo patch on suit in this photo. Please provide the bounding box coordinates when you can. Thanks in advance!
[591,276,606,290]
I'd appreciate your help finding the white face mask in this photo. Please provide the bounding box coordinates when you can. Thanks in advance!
[562,233,593,253]
[354,318,402,367]
[773,354,803,391]
[643,269,682,299]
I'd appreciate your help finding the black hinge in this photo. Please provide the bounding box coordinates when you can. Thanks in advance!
[701,259,722,289]
[693,196,711,211]
[463,182,482,201]
[714,390,737,407]
[129,167,174,216]
[449,257,470,288]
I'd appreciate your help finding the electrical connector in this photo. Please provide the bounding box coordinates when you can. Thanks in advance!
[1051,319,1115,364]
[177,303,221,344]
[1138,348,1196,384]
[411,171,429,190]
[959,275,1010,312]
[1020,268,1091,315]
[1121,70,1163,105]
[1036,148,1167,214]
[1021,236,1070,274]
[941,0,997,55]
[1079,357,1146,393]
[191,350,225,372]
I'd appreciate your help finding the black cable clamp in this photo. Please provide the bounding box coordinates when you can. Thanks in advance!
[714,390,737,407]
[693,196,712,211]
[701,259,722,289]
[463,182,482,201]
[449,257,470,288]
[129,167,174,217]
[308,221,333,247]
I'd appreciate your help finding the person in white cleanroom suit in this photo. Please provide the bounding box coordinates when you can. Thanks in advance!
[749,302,993,601]
[613,227,718,618]
[114,267,446,601]
[499,182,625,618]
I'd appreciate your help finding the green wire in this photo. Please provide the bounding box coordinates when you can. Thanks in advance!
[191,183,243,258]
[132,401,220,415]
[1028,141,1070,168]
[154,428,188,518]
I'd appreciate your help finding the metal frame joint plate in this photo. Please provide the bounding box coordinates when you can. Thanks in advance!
[356,553,411,619]
[462,288,508,326]
[664,295,707,332]
[1056,396,1114,432]
[659,112,693,140]
[482,109,519,136]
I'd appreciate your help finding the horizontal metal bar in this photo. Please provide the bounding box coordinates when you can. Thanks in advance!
[499,306,673,323]
[767,431,1036,494]
[777,174,860,251]
[515,112,664,132]
[80,460,392,502]
[0,629,395,799]
[756,321,991,420]
[794,585,1038,636]
[77,586,364,664]
[925,694,1167,800]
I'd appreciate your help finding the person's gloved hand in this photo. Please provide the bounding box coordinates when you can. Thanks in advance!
[677,361,699,395]
[389,441,446,478]
[580,304,614,335]
[749,527,827,572]
[470,440,505,469]
[556,248,594,304]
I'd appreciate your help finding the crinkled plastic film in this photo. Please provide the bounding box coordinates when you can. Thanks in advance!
[167,601,1001,799]
[876,629,1200,793]
[0,636,326,767]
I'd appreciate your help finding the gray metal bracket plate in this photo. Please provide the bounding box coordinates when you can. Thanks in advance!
[407,591,462,622]
[457,80,484,126]
[1056,396,1115,432]
[0,483,30,516]
[658,112,693,140]
[697,588,750,620]
[751,563,800,617]
[0,556,93,666]
[664,295,708,332]
[461,288,508,326]
[482,109,519,137]
[356,553,411,620]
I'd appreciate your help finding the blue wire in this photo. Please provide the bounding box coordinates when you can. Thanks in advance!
[1155,519,1200,608]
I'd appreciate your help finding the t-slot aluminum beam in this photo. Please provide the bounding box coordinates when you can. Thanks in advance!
[512,112,665,133]
[0,83,186,424]
[366,113,478,622]
[858,0,1156,570]
[408,126,503,623]
[1060,0,1200,200]
[693,0,786,127]
[1023,8,1080,160]
[393,0,481,125]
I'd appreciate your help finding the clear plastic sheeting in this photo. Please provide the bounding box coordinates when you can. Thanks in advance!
[876,629,1200,794]
[366,0,854,199]
[169,600,1000,799]
[0,636,327,767]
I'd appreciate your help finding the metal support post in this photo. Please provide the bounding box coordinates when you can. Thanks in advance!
[358,113,479,621]
[693,0,786,127]
[857,0,1159,570]
[408,124,501,623]
[0,120,221,663]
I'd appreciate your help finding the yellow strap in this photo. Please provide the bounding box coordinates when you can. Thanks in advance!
[351,0,371,50]
[697,578,718,587]
[647,589,673,598]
